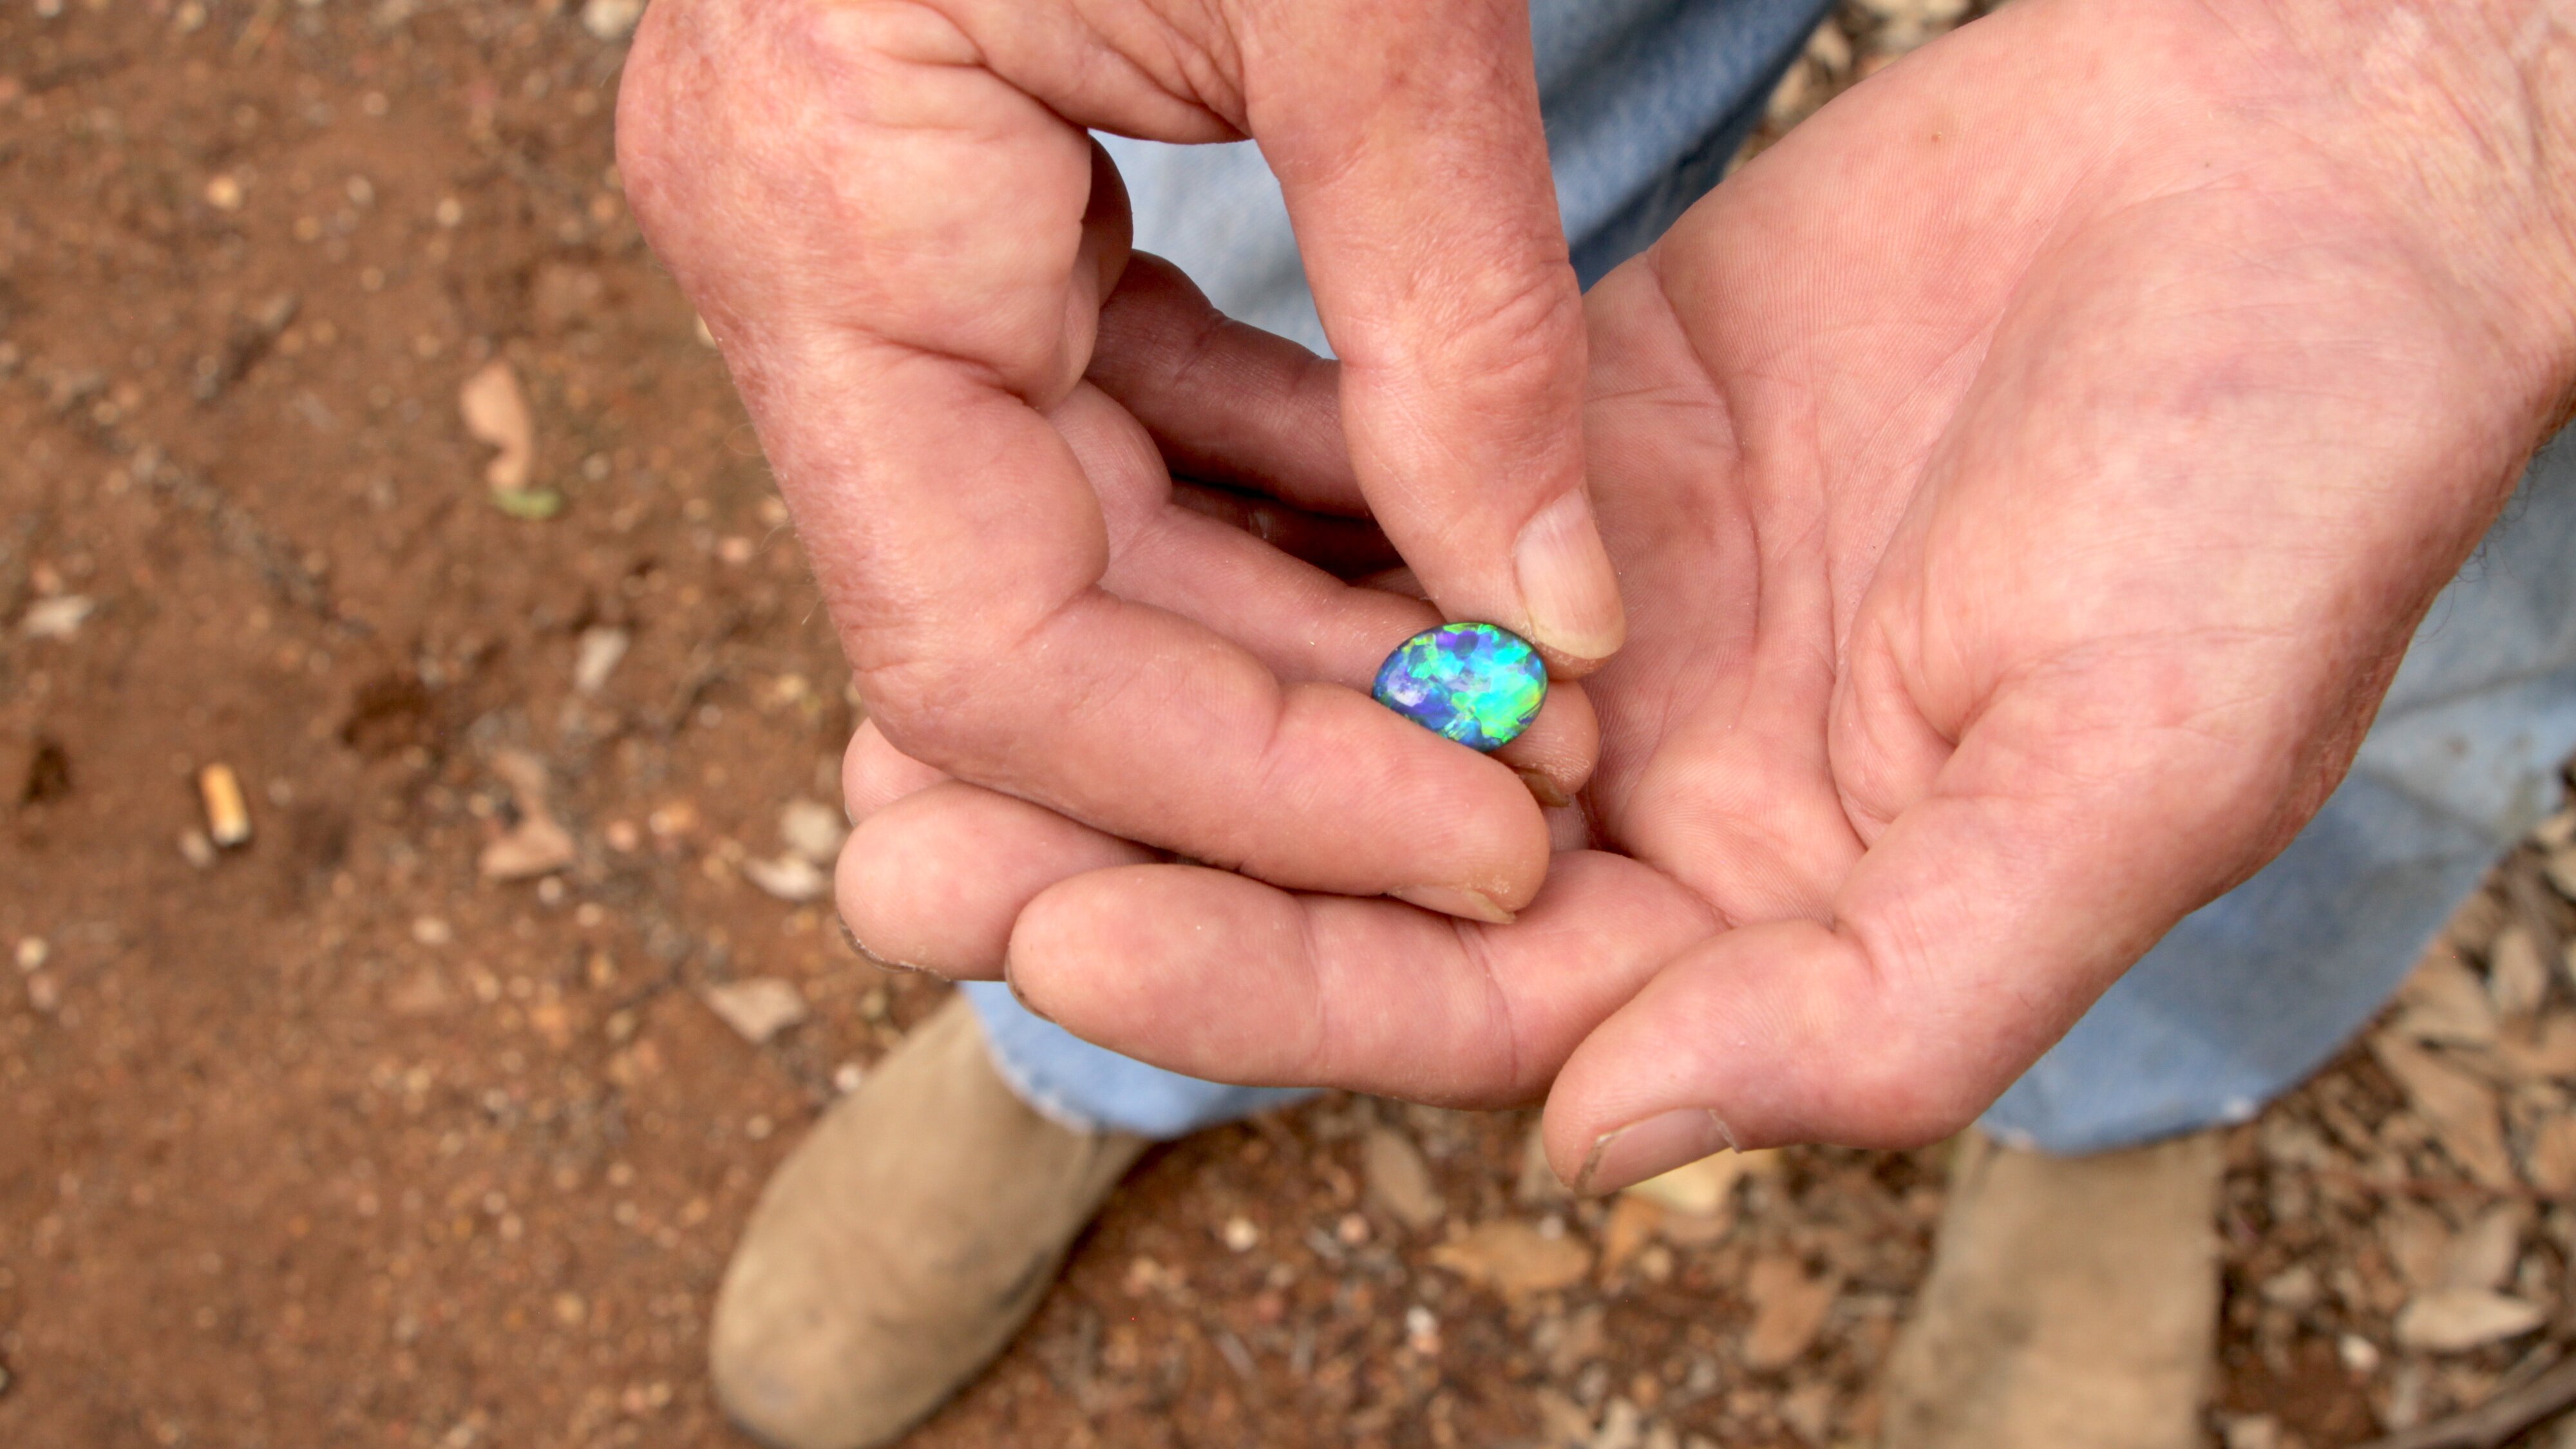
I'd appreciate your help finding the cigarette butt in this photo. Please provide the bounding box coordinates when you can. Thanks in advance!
[199,763,251,847]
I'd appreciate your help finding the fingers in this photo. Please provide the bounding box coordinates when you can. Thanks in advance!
[836,781,1159,976]
[842,719,949,819]
[621,3,1557,915]
[1168,482,1402,578]
[1092,256,1371,518]
[1538,671,2303,1191]
[1056,382,1600,806]
[1002,855,1716,1106]
[1245,1,1625,668]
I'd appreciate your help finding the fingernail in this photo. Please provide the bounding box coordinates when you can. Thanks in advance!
[837,916,933,975]
[1513,489,1625,662]
[1002,961,1059,1024]
[1513,766,1573,810]
[1570,1108,1737,1197]
[1388,885,1517,925]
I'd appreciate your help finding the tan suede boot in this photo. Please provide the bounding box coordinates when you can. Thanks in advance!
[710,996,1148,1449]
[1878,1129,2226,1449]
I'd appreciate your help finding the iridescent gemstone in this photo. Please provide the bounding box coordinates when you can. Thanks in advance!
[1371,622,1547,752]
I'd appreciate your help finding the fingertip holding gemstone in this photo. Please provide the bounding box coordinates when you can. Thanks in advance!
[1371,622,1548,752]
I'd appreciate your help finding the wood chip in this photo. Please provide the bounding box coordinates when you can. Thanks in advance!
[1741,1256,1840,1370]
[700,978,810,1045]
[2392,1287,2547,1352]
[2371,1033,2519,1189]
[1427,1221,1593,1302]
[459,359,535,493]
[198,762,251,847]
[1361,1126,1446,1233]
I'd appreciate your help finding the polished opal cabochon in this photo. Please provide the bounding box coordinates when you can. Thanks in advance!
[1370,622,1548,752]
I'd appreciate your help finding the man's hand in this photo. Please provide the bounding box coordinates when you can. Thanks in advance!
[828,0,2576,1186]
[612,0,1624,921]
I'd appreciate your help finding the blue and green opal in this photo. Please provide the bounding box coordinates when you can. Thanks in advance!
[1371,622,1547,752]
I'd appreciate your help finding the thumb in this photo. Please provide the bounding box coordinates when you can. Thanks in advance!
[1244,0,1626,667]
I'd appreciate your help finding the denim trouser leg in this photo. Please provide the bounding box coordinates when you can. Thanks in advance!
[1983,430,2576,1153]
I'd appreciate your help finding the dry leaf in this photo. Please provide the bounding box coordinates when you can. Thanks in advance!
[1531,1387,1594,1448]
[1536,1303,1607,1379]
[459,359,536,493]
[2379,1197,2454,1292]
[1624,1148,1771,1216]
[2370,1032,2517,1189]
[2546,847,2576,902]
[1741,1256,1840,1370]
[1516,1126,1572,1206]
[2520,1113,2576,1193]
[2440,1203,2526,1292]
[1428,1221,1593,1301]
[2489,925,2553,1018]
[2392,1287,2546,1352]
[2496,1014,2576,1081]
[701,978,810,1045]
[1362,1127,1446,1233]
[1598,1195,1667,1280]
[2391,954,2501,1047]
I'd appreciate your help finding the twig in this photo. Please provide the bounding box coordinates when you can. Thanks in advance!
[2354,1352,2576,1449]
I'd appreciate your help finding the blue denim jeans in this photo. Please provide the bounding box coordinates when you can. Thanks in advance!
[967,0,2576,1153]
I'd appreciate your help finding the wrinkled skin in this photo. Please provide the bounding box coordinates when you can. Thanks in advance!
[826,0,2576,1188]
[614,0,1628,928]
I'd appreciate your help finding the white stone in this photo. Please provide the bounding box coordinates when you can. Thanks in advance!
[701,978,810,1045]
[580,0,644,41]
[19,594,95,640]
[779,799,848,865]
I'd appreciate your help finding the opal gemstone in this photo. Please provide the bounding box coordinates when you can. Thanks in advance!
[1371,622,1548,752]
